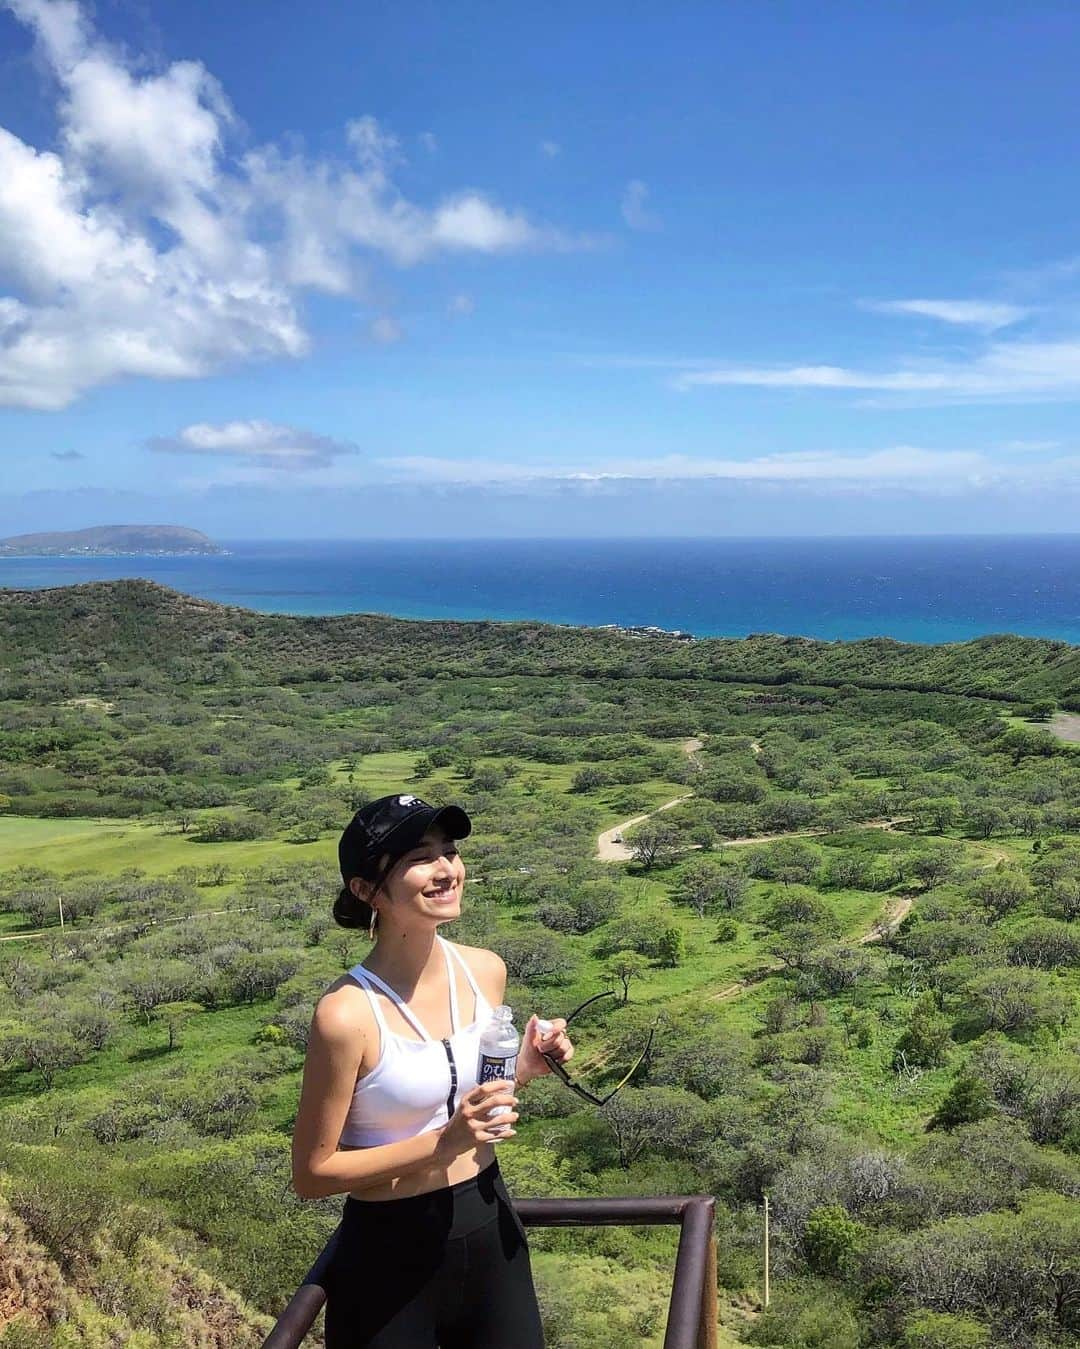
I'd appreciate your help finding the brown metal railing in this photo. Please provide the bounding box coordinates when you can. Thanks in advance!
[262,1194,718,1349]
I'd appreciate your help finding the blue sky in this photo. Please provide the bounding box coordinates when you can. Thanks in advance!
[2,0,1080,537]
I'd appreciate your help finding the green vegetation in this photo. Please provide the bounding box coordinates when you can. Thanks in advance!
[1,580,1078,1348]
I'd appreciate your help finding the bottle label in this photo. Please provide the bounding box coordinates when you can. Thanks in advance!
[478,1052,517,1086]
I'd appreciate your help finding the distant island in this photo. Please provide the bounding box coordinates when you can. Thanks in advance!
[0,525,223,557]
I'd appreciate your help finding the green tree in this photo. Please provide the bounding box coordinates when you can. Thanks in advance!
[967,867,1033,921]
[629,820,680,869]
[599,1087,710,1169]
[966,966,1071,1034]
[673,859,728,917]
[963,801,1009,840]
[911,796,961,833]
[714,917,739,943]
[764,887,839,934]
[654,924,685,968]
[603,950,651,1003]
[927,1074,994,1132]
[151,999,204,1051]
[747,839,821,887]
[906,844,963,888]
[747,1283,861,1349]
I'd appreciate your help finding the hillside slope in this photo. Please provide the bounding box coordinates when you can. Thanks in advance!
[1,579,1078,703]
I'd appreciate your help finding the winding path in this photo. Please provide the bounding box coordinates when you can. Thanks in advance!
[596,733,911,862]
[596,738,703,861]
[705,894,914,1003]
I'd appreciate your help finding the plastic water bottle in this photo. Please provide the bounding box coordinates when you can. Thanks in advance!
[476,1005,520,1138]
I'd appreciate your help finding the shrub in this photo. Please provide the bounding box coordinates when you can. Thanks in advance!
[902,1311,991,1349]
[893,997,952,1070]
[192,811,267,843]
[926,1074,994,1132]
[714,917,739,943]
[493,930,577,986]
[747,1282,861,1348]
[803,1204,864,1277]
[966,967,1072,1035]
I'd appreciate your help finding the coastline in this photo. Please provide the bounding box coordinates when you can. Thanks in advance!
[0,550,227,560]
[2,536,1080,645]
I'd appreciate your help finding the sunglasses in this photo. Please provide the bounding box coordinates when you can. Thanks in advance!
[539,991,658,1108]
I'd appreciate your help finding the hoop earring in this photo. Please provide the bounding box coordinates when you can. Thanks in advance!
[368,907,378,940]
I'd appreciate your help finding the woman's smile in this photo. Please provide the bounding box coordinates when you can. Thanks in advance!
[424,882,459,903]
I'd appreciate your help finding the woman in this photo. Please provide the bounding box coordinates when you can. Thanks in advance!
[292,792,575,1348]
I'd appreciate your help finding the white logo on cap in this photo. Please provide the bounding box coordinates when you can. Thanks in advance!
[398,795,419,806]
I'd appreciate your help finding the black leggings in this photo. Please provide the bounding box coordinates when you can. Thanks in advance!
[323,1159,544,1348]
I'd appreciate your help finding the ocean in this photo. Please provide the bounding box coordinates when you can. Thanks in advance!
[2,536,1079,645]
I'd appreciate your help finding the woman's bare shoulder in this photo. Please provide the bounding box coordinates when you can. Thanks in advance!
[446,940,506,994]
[447,939,501,968]
[311,973,371,1044]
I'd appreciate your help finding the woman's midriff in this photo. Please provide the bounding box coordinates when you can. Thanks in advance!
[341,1138,497,1201]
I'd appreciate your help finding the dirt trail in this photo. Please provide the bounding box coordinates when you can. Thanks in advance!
[596,797,694,861]
[857,896,914,944]
[1049,712,1080,744]
[718,816,913,850]
[595,737,703,861]
[572,890,918,1072]
[705,894,914,1002]
[596,733,910,863]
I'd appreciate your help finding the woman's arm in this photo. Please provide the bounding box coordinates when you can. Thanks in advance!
[291,997,450,1200]
[479,948,573,1089]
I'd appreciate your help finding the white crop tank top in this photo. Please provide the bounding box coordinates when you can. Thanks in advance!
[338,935,495,1148]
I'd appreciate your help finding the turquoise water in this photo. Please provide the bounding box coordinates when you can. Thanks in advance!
[2,536,1079,644]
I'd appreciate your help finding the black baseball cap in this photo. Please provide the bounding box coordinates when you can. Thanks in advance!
[339,793,472,885]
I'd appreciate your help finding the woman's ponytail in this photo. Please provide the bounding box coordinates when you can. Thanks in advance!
[333,885,372,930]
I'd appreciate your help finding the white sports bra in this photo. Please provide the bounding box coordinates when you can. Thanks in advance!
[339,936,495,1148]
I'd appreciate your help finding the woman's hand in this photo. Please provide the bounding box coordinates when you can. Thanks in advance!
[515,1014,574,1086]
[435,1080,519,1160]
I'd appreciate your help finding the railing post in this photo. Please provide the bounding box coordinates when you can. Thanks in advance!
[264,1195,719,1349]
[665,1198,714,1349]
[697,1225,718,1349]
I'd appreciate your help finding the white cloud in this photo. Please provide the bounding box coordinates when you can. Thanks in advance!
[346,115,401,169]
[1002,439,1060,452]
[866,298,1030,329]
[675,340,1080,401]
[621,179,659,231]
[148,420,356,470]
[381,446,992,486]
[539,140,561,158]
[369,315,403,344]
[430,195,544,252]
[0,0,576,409]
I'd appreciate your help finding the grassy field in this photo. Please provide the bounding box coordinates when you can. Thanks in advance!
[0,815,326,882]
